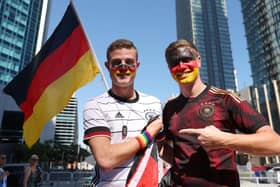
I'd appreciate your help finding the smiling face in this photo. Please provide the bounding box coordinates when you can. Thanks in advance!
[166,47,200,84]
[106,48,139,88]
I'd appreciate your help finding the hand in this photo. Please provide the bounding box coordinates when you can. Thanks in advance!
[4,171,9,176]
[179,125,229,149]
[146,118,163,138]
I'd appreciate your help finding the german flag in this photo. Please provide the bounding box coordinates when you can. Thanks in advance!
[4,2,100,147]
[126,143,159,187]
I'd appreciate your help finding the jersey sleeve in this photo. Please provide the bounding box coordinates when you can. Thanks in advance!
[83,99,111,145]
[156,101,173,142]
[225,94,268,133]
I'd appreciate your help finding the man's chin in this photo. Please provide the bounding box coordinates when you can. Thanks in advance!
[113,78,134,86]
[114,83,133,88]
[174,76,196,84]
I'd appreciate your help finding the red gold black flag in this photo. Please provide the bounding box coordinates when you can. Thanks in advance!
[4,2,100,147]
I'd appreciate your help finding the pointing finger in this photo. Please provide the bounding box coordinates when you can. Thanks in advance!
[179,128,202,135]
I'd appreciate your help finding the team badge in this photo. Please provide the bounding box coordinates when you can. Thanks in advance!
[199,104,214,119]
[144,110,158,121]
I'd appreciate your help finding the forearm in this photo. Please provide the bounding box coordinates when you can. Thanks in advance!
[88,119,163,171]
[89,137,142,171]
[223,127,280,155]
[23,172,30,187]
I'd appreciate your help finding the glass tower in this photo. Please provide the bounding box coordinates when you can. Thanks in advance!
[176,0,236,91]
[0,0,49,86]
[240,0,280,89]
[240,0,280,133]
[54,97,78,146]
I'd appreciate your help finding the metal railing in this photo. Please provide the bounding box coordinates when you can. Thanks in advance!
[41,171,94,187]
[38,170,280,187]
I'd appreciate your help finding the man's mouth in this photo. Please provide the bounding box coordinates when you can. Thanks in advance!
[115,70,134,77]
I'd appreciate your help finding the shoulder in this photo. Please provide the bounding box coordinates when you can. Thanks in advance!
[24,166,31,173]
[86,92,110,103]
[137,91,161,103]
[163,93,183,108]
[84,92,113,108]
[209,86,243,104]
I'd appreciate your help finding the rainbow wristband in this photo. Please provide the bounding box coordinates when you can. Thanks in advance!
[135,131,153,150]
[143,131,153,143]
[136,135,147,149]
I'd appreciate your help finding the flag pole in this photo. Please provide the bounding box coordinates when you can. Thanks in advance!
[70,0,109,90]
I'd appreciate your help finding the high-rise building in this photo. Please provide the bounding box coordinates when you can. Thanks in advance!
[54,97,78,146]
[176,0,236,91]
[0,0,49,144]
[239,82,280,164]
[0,1,79,149]
[0,0,49,86]
[240,0,280,88]
[240,0,280,132]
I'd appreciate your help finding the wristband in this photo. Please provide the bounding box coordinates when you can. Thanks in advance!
[143,130,153,143]
[135,134,147,149]
[135,130,153,150]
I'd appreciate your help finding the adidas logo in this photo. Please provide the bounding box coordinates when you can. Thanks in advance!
[115,112,124,118]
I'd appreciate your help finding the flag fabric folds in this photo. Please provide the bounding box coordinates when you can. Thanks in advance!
[4,2,100,147]
[126,143,159,187]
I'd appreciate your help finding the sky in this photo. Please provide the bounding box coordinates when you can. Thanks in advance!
[47,0,252,146]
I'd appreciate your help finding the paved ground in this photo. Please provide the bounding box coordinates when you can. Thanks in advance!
[240,181,279,187]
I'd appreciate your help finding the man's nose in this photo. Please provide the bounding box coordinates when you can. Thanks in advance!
[178,62,185,67]
[120,59,127,64]
[118,63,129,70]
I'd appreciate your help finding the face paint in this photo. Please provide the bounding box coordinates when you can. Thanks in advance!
[170,61,200,84]
[169,60,199,74]
[171,67,199,84]
[110,58,136,68]
[110,64,137,76]
[167,47,196,67]
[167,46,200,84]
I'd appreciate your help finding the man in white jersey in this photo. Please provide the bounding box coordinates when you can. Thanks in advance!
[83,39,163,186]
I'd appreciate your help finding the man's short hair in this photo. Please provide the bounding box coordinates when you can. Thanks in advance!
[165,39,199,62]
[106,39,138,61]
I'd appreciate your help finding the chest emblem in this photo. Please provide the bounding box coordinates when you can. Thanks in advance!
[199,104,215,119]
[144,109,158,121]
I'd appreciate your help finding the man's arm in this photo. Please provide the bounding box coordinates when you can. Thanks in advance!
[88,118,163,172]
[179,125,280,155]
[88,136,140,171]
[23,167,31,187]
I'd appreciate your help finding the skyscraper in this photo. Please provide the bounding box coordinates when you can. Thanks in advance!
[0,1,80,148]
[241,0,280,88]
[0,0,49,144]
[240,0,280,133]
[0,0,49,85]
[176,0,236,91]
[54,97,78,146]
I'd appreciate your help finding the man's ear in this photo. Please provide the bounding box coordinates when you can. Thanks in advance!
[197,56,201,68]
[105,61,109,69]
[136,61,140,68]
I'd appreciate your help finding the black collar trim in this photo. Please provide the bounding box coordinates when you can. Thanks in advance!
[108,89,139,103]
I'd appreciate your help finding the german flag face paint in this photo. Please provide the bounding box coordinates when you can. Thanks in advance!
[167,47,200,84]
[171,64,200,84]
[112,66,136,77]
[109,59,138,76]
[169,59,199,74]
